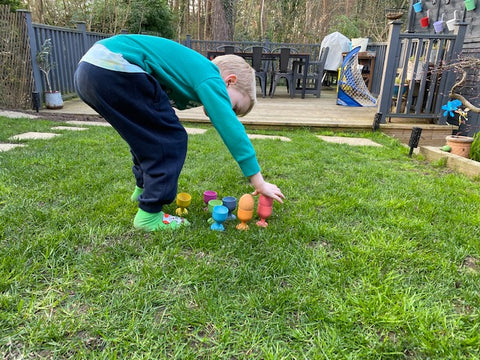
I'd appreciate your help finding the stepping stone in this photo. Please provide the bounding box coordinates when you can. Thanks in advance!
[9,132,61,140]
[66,121,206,134]
[185,127,207,135]
[317,135,382,147]
[0,110,38,119]
[0,143,26,152]
[248,134,291,142]
[66,120,111,127]
[51,126,88,131]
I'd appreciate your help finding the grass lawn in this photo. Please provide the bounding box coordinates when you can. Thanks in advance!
[0,115,479,359]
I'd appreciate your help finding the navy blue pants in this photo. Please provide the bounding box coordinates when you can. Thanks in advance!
[74,62,188,213]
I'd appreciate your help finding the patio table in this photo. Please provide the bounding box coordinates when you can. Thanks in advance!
[207,50,311,98]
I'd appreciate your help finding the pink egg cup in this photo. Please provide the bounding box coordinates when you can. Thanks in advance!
[203,190,217,211]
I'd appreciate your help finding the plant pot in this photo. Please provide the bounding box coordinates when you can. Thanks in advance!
[465,0,476,11]
[433,17,445,33]
[446,10,460,31]
[44,91,63,109]
[413,1,422,13]
[407,60,427,81]
[446,135,474,158]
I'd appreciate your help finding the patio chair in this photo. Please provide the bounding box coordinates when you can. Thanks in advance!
[269,47,295,98]
[292,46,330,98]
[245,46,269,98]
[216,45,237,54]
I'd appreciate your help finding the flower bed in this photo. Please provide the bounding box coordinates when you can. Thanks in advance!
[420,146,480,178]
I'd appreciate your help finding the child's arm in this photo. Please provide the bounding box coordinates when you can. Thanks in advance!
[249,172,285,204]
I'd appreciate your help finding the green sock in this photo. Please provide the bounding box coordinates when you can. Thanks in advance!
[130,186,143,202]
[133,208,190,232]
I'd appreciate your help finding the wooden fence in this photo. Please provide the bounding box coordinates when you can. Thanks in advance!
[0,7,110,110]
[0,6,35,109]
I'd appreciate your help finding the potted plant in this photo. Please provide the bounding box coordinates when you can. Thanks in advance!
[440,56,480,158]
[442,100,473,157]
[36,38,63,109]
[469,132,480,161]
[407,55,427,81]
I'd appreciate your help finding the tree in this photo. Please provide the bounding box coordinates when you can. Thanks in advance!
[127,0,174,36]
[22,0,402,42]
[36,38,54,92]
[211,0,235,40]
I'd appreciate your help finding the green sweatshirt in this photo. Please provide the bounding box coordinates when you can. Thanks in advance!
[97,34,260,177]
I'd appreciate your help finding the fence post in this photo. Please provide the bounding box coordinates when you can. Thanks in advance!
[76,22,88,55]
[406,0,416,33]
[17,9,42,95]
[376,21,402,124]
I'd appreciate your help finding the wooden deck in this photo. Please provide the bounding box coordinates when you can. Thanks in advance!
[44,88,456,146]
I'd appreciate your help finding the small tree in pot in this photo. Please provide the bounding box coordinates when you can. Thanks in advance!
[36,38,63,109]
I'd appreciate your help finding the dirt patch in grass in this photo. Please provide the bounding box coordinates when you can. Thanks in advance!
[462,256,479,273]
[23,110,105,123]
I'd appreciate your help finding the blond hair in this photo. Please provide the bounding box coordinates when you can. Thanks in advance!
[212,54,256,116]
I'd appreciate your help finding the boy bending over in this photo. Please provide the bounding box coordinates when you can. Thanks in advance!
[74,35,285,232]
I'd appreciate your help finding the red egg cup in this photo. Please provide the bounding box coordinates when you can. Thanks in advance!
[256,194,273,228]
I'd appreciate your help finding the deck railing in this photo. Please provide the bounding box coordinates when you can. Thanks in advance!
[376,21,468,125]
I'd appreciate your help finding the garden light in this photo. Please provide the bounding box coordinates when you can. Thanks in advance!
[408,127,423,157]
[32,91,40,112]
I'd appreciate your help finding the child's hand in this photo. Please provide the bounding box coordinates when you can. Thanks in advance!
[249,172,285,204]
[252,184,284,204]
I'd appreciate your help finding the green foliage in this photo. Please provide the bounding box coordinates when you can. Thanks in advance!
[470,131,480,161]
[0,0,22,11]
[1,117,480,358]
[126,0,174,37]
[329,15,367,39]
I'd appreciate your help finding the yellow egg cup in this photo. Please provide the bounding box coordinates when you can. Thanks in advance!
[175,192,191,216]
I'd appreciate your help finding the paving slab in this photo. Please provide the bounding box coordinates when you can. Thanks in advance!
[9,132,61,140]
[66,120,111,127]
[51,126,88,131]
[0,143,26,152]
[65,121,207,135]
[317,135,382,147]
[248,134,291,142]
[185,127,207,134]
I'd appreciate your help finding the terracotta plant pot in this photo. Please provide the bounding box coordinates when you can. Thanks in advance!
[446,135,474,158]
